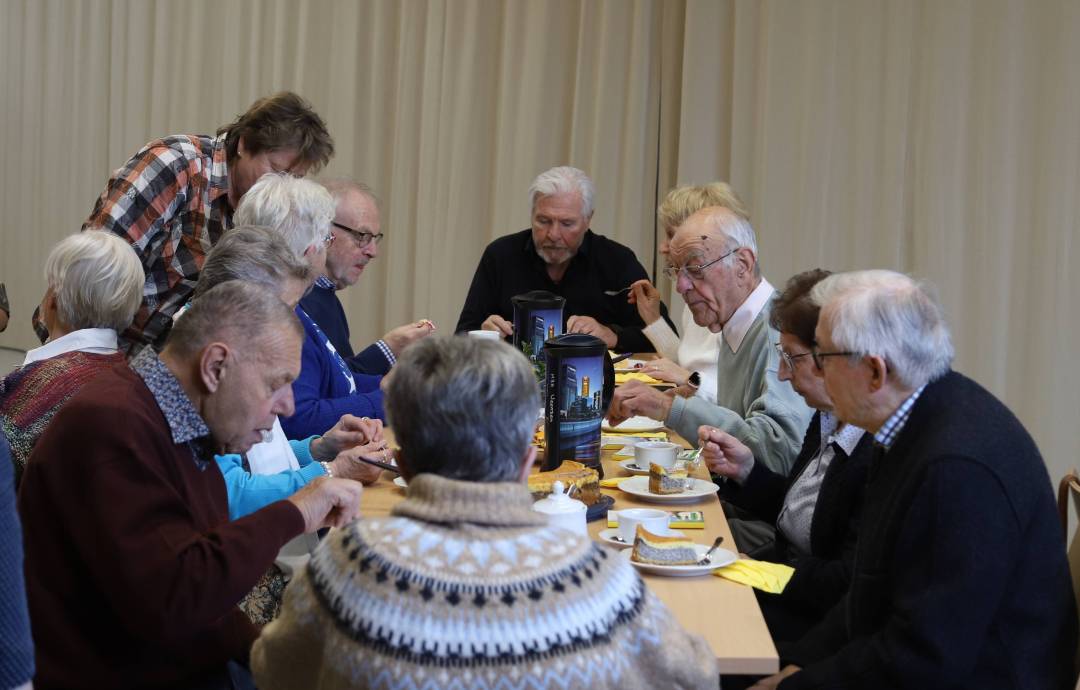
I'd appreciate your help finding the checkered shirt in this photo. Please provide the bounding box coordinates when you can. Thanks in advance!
[84,134,233,348]
[874,385,926,450]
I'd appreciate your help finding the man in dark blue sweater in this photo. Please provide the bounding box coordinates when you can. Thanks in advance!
[300,180,435,375]
[753,270,1076,690]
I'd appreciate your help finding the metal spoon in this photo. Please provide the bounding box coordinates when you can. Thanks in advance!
[697,536,726,565]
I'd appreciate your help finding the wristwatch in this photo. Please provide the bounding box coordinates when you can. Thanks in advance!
[685,371,701,391]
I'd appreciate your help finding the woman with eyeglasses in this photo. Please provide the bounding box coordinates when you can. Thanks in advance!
[698,269,876,646]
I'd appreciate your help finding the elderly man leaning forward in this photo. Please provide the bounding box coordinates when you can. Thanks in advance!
[753,270,1076,690]
[456,165,676,351]
[18,282,364,690]
[82,91,333,352]
[609,206,812,476]
[252,336,718,689]
[300,179,435,376]
[233,173,385,438]
[1,230,143,486]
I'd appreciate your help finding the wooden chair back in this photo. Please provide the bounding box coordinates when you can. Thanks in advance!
[1057,471,1080,686]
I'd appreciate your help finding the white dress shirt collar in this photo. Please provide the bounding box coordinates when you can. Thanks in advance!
[22,328,119,365]
[721,278,775,354]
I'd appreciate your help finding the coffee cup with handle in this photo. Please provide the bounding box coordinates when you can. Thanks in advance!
[616,507,669,544]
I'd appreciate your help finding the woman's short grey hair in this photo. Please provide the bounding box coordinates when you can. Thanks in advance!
[168,280,302,358]
[385,336,541,482]
[193,225,311,300]
[233,173,334,260]
[44,229,144,332]
[811,269,954,389]
[528,166,595,218]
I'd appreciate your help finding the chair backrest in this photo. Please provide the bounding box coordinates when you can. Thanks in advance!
[1058,470,1080,684]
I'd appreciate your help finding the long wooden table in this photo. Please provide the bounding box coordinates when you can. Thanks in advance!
[361,438,779,675]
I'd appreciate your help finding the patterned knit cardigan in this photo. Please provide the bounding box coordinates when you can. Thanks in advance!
[0,351,124,485]
[252,474,719,690]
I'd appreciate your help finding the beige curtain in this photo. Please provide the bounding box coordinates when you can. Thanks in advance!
[1,0,1077,482]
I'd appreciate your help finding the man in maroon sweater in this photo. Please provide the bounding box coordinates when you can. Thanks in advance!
[18,281,364,690]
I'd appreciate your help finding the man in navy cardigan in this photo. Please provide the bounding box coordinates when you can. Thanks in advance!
[300,180,435,376]
[754,270,1076,690]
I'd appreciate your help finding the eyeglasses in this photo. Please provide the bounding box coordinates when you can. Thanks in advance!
[662,247,737,282]
[332,221,384,249]
[775,343,813,372]
[810,345,856,369]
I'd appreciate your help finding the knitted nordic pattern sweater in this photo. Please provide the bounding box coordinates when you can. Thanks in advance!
[252,474,718,689]
[0,351,123,485]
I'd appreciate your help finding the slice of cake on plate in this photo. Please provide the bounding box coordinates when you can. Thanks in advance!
[630,526,698,566]
[527,460,600,505]
[649,462,688,494]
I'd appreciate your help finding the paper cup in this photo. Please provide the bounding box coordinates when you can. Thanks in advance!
[634,441,679,469]
[616,508,669,544]
[468,330,501,340]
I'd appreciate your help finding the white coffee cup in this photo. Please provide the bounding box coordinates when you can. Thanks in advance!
[634,441,679,469]
[468,329,501,340]
[616,507,669,544]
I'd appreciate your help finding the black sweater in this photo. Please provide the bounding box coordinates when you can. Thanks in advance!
[781,371,1077,690]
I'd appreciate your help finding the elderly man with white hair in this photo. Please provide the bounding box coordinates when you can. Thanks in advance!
[455,165,675,352]
[1,230,143,484]
[234,173,385,438]
[746,270,1075,690]
[609,206,812,476]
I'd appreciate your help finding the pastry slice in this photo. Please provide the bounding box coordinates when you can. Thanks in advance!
[527,460,600,505]
[630,526,698,566]
[649,462,689,494]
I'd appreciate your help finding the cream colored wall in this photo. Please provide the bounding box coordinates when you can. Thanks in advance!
[1,0,1076,484]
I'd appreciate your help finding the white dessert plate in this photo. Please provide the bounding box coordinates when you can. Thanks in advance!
[596,527,683,548]
[393,476,408,489]
[617,476,719,504]
[619,543,737,576]
[618,459,651,475]
[602,416,665,433]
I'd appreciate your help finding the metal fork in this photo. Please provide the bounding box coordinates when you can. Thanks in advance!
[603,286,632,296]
[696,536,726,565]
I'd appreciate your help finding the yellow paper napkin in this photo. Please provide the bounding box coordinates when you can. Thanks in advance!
[615,371,665,385]
[713,559,795,594]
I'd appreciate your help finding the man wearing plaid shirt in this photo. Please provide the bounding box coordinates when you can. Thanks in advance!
[82,92,334,353]
[754,270,1074,690]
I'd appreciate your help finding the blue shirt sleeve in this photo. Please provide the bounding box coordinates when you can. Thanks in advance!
[215,438,326,520]
[0,435,34,686]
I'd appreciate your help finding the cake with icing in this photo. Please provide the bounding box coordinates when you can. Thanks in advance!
[630,526,698,566]
[528,460,600,505]
[649,462,688,494]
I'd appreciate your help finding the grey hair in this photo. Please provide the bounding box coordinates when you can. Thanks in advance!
[193,225,311,300]
[167,280,303,359]
[321,178,378,206]
[687,206,761,277]
[811,269,954,389]
[233,173,335,260]
[528,166,595,218]
[45,229,144,332]
[385,336,541,482]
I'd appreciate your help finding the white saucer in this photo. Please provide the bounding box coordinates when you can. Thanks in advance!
[618,459,651,475]
[393,476,408,489]
[596,527,683,548]
[617,475,720,504]
[602,416,665,433]
[619,543,737,576]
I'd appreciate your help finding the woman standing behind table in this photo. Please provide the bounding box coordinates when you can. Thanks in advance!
[698,269,875,645]
[627,182,750,404]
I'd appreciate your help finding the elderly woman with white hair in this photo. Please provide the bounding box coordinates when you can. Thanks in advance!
[0,230,143,484]
[234,173,387,439]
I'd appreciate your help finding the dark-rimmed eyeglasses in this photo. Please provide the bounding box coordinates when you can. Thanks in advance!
[811,346,856,369]
[332,221,384,249]
[775,343,813,371]
[662,247,738,282]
